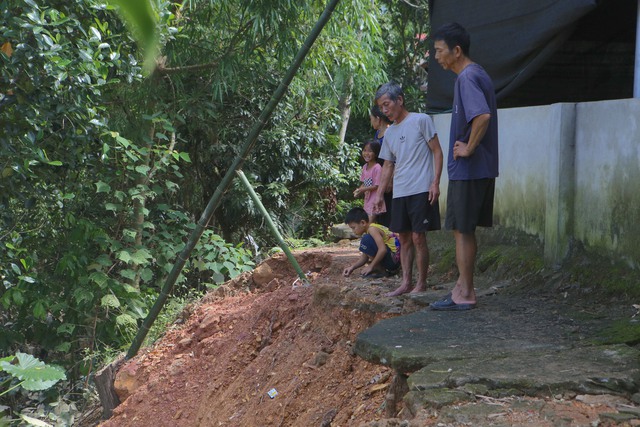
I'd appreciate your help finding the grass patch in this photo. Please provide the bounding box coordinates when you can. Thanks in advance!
[433,245,456,276]
[143,290,204,347]
[268,237,327,256]
[477,248,501,272]
[594,319,640,345]
[476,244,544,280]
[565,246,640,301]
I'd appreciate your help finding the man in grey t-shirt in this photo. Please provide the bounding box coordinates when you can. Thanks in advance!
[373,82,443,296]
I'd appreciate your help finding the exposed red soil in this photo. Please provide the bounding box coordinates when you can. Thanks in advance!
[100,246,396,427]
[98,243,639,427]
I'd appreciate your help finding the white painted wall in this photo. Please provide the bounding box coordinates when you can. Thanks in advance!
[430,98,640,267]
[574,99,640,267]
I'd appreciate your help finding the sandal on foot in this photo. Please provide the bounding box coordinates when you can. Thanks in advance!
[430,295,476,311]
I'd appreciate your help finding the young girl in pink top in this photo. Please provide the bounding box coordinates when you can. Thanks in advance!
[353,140,386,222]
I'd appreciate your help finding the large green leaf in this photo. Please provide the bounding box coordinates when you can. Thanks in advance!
[107,0,157,72]
[0,353,66,391]
[89,271,110,288]
[117,250,133,264]
[18,414,52,427]
[95,181,111,193]
[131,248,153,265]
[116,313,137,327]
[101,294,121,309]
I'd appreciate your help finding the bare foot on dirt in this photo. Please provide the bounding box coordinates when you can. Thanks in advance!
[409,284,427,294]
[385,284,413,297]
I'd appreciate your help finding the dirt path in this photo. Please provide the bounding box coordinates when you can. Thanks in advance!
[97,233,640,426]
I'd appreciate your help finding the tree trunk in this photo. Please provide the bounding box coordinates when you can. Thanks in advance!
[95,353,124,419]
[337,73,353,145]
[385,371,408,418]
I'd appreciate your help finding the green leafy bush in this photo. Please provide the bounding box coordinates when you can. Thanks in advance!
[190,231,255,289]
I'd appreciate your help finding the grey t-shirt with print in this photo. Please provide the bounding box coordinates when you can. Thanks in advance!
[379,112,438,198]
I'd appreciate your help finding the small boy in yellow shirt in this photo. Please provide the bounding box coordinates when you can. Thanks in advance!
[342,207,400,278]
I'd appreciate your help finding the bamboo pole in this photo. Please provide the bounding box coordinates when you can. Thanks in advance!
[126,0,341,359]
[236,170,308,283]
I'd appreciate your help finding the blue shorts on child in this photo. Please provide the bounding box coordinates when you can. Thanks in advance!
[359,234,401,272]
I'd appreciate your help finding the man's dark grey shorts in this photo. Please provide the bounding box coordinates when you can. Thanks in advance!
[445,178,495,234]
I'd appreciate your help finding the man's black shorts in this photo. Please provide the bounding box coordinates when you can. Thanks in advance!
[445,178,495,234]
[390,192,441,233]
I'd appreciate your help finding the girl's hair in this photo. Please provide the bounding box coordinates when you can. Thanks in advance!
[370,104,391,124]
[363,139,381,160]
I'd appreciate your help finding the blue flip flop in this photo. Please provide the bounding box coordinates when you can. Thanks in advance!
[430,294,476,311]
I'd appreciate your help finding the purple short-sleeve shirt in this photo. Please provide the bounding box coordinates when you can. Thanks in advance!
[448,63,499,180]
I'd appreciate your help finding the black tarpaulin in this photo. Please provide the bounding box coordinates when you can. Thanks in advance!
[426,0,598,112]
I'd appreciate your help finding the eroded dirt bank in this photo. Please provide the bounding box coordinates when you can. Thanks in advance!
[98,230,640,427]
[101,247,397,426]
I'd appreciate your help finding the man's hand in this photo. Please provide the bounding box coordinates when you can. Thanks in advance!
[453,113,490,160]
[343,266,354,277]
[428,181,440,205]
[372,188,384,213]
[453,140,474,160]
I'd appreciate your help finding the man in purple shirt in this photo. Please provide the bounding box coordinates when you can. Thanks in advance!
[431,22,499,311]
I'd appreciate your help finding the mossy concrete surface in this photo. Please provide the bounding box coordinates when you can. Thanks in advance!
[404,388,471,413]
[353,226,640,413]
[407,345,639,395]
[354,290,640,395]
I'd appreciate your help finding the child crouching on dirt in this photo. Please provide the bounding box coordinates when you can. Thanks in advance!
[342,207,400,278]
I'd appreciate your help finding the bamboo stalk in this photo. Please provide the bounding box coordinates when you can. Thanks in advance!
[236,170,308,282]
[126,0,341,359]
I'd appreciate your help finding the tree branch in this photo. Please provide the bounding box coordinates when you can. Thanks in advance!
[398,0,429,10]
[155,18,255,75]
[156,60,220,75]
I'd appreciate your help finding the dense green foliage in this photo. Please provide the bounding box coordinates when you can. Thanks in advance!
[1,0,430,420]
[378,0,431,111]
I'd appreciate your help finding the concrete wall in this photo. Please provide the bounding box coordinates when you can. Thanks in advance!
[574,100,640,267]
[432,98,640,268]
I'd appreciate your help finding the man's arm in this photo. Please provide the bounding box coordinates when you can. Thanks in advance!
[427,134,443,204]
[453,113,490,160]
[373,160,394,211]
